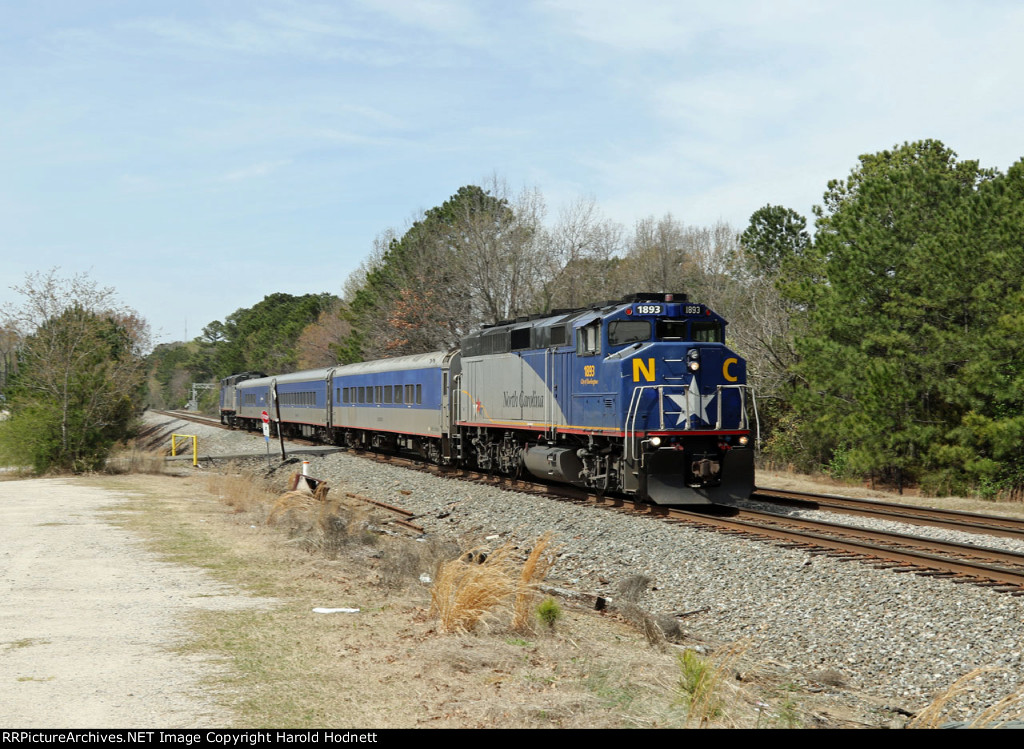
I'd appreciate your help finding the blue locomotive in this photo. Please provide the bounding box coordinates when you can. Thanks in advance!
[220,293,755,505]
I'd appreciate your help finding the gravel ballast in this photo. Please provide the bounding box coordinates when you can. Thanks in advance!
[152,412,1024,721]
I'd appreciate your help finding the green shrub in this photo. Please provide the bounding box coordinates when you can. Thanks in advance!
[536,597,562,629]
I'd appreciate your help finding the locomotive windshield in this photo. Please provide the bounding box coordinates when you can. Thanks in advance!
[608,320,650,346]
[691,321,723,342]
[655,319,723,342]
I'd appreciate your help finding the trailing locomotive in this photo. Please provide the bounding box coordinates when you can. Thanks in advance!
[220,293,756,505]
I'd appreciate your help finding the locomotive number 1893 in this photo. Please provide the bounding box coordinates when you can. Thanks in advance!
[636,305,662,314]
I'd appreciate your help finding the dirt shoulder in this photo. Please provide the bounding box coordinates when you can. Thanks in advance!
[1,471,900,728]
[0,477,265,728]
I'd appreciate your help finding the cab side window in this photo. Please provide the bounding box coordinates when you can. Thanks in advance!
[576,322,602,356]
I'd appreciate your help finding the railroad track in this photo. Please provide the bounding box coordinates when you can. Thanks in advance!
[408,465,1024,595]
[660,505,1024,594]
[751,487,1024,541]
[420,471,1024,595]
[150,409,1024,594]
[152,409,226,428]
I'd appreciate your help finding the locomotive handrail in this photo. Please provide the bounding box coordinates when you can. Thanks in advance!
[545,348,555,439]
[715,383,750,431]
[624,383,754,462]
[624,384,689,461]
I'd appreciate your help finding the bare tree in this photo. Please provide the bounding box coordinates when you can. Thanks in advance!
[541,197,624,310]
[344,181,556,359]
[614,213,696,294]
[452,178,549,323]
[0,324,19,393]
[295,301,352,369]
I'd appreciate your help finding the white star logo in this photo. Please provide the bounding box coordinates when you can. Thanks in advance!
[666,387,715,428]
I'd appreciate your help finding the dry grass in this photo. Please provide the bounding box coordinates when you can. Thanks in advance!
[104,441,167,475]
[89,467,888,728]
[430,542,518,634]
[511,532,559,632]
[430,534,559,635]
[268,490,376,559]
[205,468,380,559]
[909,667,1024,728]
[376,543,423,591]
[677,640,750,728]
[206,469,279,515]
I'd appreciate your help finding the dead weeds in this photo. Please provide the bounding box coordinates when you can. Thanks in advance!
[83,468,984,728]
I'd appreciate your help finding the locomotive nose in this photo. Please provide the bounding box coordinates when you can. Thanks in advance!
[688,346,743,388]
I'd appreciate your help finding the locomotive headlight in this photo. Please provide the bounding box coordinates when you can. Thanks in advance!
[738,435,749,446]
[688,360,700,372]
[650,436,662,447]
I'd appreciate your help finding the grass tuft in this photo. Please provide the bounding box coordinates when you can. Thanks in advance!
[104,440,167,475]
[512,532,559,632]
[430,533,559,635]
[207,469,279,515]
[536,597,562,629]
[909,667,1024,728]
[377,543,422,592]
[430,542,517,634]
[675,640,749,727]
[268,491,376,558]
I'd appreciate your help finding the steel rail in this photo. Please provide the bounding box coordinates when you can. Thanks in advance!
[662,508,1024,591]
[754,487,1024,540]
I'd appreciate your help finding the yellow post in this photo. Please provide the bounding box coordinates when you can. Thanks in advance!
[171,434,198,466]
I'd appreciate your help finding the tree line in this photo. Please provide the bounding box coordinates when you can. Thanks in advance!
[7,139,1022,495]
[754,140,1024,499]
[332,146,1024,498]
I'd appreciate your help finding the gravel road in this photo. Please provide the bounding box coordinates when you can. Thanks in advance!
[0,478,263,728]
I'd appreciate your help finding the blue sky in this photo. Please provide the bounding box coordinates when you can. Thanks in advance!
[3,0,1023,345]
